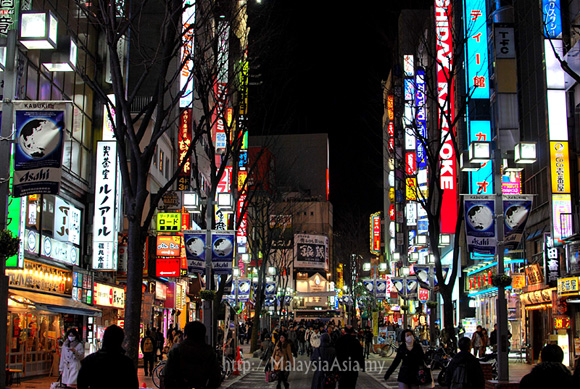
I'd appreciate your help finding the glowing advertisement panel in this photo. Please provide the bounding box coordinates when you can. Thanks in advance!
[550,141,571,193]
[503,195,533,250]
[469,121,493,194]
[415,69,427,169]
[180,0,196,107]
[552,194,572,246]
[543,0,562,38]
[370,213,381,255]
[463,0,489,99]
[183,231,206,275]
[435,0,457,233]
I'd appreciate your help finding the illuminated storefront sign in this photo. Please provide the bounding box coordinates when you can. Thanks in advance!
[94,282,125,308]
[435,0,457,233]
[72,270,93,305]
[93,141,118,270]
[7,260,72,295]
[370,212,381,255]
[543,0,562,38]
[177,109,192,191]
[180,0,196,107]
[557,276,579,296]
[552,194,572,245]
[156,235,181,257]
[553,315,570,329]
[549,141,570,193]
[157,213,182,232]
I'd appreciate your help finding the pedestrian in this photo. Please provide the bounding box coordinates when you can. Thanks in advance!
[155,328,165,362]
[163,321,221,389]
[311,332,337,389]
[170,330,183,351]
[140,329,156,376]
[433,324,441,347]
[239,323,246,345]
[471,326,484,358]
[489,324,498,353]
[288,325,298,357]
[271,332,294,389]
[383,329,430,388]
[60,328,84,388]
[444,337,485,389]
[364,327,373,358]
[519,344,574,388]
[77,325,138,389]
[335,325,365,389]
[573,357,580,387]
[305,326,313,356]
[310,326,322,353]
[297,326,306,355]
[480,328,489,355]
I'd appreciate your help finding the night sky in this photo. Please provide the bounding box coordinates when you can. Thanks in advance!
[249,1,432,228]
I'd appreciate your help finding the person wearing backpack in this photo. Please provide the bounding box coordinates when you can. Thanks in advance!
[140,329,157,376]
[445,337,485,389]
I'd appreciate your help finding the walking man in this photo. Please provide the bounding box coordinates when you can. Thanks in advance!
[140,329,156,376]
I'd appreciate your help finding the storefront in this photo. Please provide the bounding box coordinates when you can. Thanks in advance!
[93,282,125,350]
[556,276,580,367]
[7,261,101,377]
[520,288,556,364]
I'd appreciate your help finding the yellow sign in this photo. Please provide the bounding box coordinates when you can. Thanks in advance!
[558,276,580,296]
[550,141,571,193]
[406,178,417,200]
[511,273,526,289]
[157,213,182,232]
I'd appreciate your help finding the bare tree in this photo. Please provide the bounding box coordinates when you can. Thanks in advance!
[78,0,252,362]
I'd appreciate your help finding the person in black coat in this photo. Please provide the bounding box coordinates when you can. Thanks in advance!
[163,321,221,389]
[384,329,427,387]
[519,344,574,389]
[311,333,337,389]
[445,337,485,389]
[335,326,365,389]
[77,325,139,389]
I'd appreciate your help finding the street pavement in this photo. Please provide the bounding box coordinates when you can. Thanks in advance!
[10,346,533,389]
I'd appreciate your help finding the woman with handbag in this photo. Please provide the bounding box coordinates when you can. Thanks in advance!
[59,328,84,388]
[311,332,337,389]
[271,333,294,389]
[384,329,433,388]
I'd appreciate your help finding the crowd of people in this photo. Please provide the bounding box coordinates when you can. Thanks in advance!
[50,318,580,389]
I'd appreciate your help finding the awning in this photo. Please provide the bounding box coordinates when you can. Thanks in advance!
[526,225,547,241]
[9,289,102,317]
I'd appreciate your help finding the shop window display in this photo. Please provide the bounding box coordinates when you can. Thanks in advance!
[7,311,61,377]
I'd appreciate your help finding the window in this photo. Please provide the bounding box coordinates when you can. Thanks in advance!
[159,151,164,172]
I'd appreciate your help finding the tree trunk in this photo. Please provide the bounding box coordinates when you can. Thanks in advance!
[123,218,146,365]
[250,286,265,353]
[440,285,456,349]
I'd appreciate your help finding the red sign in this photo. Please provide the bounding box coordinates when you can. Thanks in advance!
[156,258,180,277]
[371,213,381,253]
[435,0,457,233]
[389,205,395,221]
[406,152,417,175]
[553,315,570,330]
[418,288,429,302]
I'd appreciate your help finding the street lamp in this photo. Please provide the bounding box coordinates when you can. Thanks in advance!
[184,189,234,347]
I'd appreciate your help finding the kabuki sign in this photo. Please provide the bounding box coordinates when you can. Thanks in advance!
[435,0,457,233]
[92,141,119,270]
[12,101,71,197]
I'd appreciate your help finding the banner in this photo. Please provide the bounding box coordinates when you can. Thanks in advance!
[264,282,276,296]
[464,195,496,255]
[294,234,329,270]
[503,195,533,250]
[211,230,235,275]
[13,101,71,197]
[183,231,206,274]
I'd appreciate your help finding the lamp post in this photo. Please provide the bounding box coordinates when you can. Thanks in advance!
[401,265,410,328]
[464,141,536,382]
[183,190,234,347]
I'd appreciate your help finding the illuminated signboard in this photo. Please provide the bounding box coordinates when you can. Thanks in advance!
[464,0,489,99]
[156,235,182,257]
[387,95,394,121]
[156,257,180,278]
[469,121,493,195]
[404,55,414,76]
[465,267,495,293]
[552,194,573,245]
[550,141,570,193]
[177,109,192,191]
[557,276,580,296]
[406,152,417,175]
[553,315,570,330]
[435,0,457,233]
[406,178,417,201]
[543,0,562,38]
[8,260,72,295]
[370,212,381,255]
[180,0,196,107]
[415,69,427,169]
[93,141,118,270]
[157,213,182,232]
[94,282,125,308]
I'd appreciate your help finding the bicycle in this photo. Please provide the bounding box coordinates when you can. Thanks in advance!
[152,359,166,388]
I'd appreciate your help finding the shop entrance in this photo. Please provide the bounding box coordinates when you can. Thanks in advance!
[530,309,548,363]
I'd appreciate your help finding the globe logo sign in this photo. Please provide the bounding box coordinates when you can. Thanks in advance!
[466,204,493,230]
[213,237,233,257]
